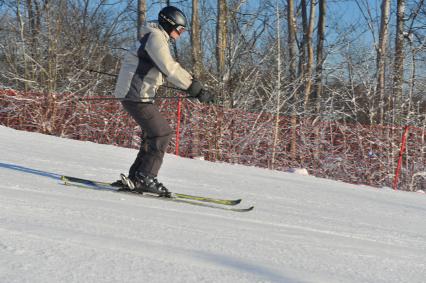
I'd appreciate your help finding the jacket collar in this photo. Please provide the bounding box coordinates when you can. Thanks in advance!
[145,21,170,41]
[157,24,170,41]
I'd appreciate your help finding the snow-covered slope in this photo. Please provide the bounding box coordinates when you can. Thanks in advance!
[1,125,425,283]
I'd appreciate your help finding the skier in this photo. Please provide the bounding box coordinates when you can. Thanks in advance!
[112,6,213,196]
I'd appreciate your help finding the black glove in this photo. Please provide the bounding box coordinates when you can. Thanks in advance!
[197,89,214,103]
[186,79,214,103]
[186,79,203,98]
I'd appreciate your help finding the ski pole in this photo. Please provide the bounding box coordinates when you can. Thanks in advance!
[83,68,186,92]
[86,69,117,78]
[76,95,191,102]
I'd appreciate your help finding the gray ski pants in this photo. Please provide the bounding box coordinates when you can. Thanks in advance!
[121,101,173,178]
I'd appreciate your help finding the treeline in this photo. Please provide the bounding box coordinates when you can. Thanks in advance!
[0,0,425,127]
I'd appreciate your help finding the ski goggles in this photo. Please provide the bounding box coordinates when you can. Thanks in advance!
[176,25,185,35]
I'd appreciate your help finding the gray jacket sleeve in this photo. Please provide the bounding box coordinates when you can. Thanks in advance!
[145,31,192,90]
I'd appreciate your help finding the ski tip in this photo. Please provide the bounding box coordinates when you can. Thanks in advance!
[235,206,254,212]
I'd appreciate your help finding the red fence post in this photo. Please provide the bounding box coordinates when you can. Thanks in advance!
[393,125,409,190]
[175,96,182,156]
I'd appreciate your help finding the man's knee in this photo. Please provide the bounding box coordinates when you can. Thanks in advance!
[148,131,173,153]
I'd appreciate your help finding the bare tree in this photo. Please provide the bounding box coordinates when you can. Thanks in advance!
[287,0,298,160]
[216,0,228,106]
[393,0,406,123]
[216,0,227,76]
[188,0,203,158]
[137,0,146,39]
[405,0,425,122]
[314,0,326,114]
[302,0,316,111]
[376,0,391,125]
[191,0,202,78]
[271,0,281,169]
[0,0,132,94]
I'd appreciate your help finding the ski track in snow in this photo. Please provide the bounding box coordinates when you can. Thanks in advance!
[0,125,425,283]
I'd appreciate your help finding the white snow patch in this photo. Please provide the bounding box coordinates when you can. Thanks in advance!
[286,168,310,176]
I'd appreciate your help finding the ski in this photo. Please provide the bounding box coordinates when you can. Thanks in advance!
[60,175,253,212]
[172,193,241,206]
[119,174,242,206]
[61,175,241,206]
[116,188,253,212]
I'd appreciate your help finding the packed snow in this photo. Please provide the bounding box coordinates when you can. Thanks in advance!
[1,125,425,283]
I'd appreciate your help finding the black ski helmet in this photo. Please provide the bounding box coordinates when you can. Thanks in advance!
[158,6,187,35]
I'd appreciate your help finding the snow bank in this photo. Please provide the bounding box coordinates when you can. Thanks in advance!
[1,126,425,283]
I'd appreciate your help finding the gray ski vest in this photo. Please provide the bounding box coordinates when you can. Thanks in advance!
[113,22,192,102]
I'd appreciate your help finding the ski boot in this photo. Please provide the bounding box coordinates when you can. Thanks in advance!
[134,173,170,197]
